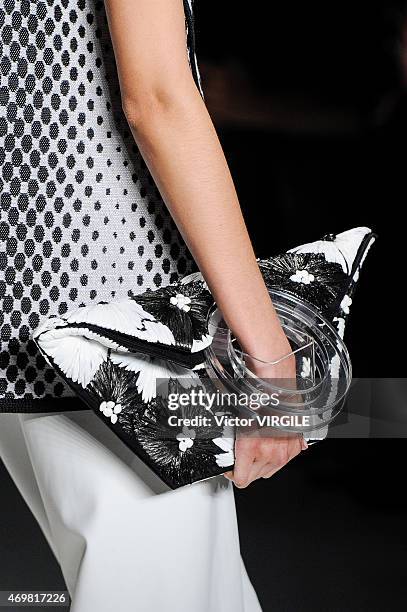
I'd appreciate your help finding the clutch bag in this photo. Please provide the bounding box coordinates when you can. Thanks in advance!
[33,227,376,488]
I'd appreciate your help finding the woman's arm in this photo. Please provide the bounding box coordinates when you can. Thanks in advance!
[104,0,306,486]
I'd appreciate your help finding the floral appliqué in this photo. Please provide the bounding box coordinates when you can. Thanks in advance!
[340,294,353,315]
[290,269,315,285]
[134,277,214,352]
[99,400,123,424]
[170,293,192,312]
[176,426,196,452]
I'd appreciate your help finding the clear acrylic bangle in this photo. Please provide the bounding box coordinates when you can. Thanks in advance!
[205,288,352,433]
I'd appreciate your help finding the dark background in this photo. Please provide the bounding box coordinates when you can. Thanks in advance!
[1,1,406,610]
[193,1,407,610]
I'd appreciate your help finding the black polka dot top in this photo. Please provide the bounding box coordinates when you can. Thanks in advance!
[0,0,202,412]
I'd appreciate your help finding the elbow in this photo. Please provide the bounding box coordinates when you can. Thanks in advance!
[122,72,202,131]
[122,88,186,131]
[122,91,162,129]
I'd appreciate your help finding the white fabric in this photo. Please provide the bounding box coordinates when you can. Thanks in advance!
[0,409,262,612]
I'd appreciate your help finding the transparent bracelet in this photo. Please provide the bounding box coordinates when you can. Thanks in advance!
[205,288,352,435]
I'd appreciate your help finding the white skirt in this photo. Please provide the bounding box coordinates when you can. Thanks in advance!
[0,408,262,612]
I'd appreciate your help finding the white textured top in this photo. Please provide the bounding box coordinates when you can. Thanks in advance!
[0,0,200,410]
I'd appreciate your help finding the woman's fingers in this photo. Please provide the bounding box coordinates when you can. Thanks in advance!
[301,436,309,451]
[260,436,303,479]
[260,464,280,479]
[226,437,258,488]
[224,435,305,487]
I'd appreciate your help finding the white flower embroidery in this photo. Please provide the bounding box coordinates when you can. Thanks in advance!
[110,352,201,403]
[340,294,352,315]
[34,299,177,390]
[333,316,345,338]
[170,293,192,312]
[213,436,235,467]
[36,330,109,388]
[99,400,123,424]
[289,269,315,285]
[288,227,373,273]
[176,426,196,452]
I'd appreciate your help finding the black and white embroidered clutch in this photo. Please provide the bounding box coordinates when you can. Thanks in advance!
[33,227,376,489]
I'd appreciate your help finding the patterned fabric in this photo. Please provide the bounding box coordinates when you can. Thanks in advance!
[32,275,234,488]
[0,0,200,410]
[28,227,375,486]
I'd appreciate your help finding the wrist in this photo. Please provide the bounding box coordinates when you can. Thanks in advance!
[236,327,292,365]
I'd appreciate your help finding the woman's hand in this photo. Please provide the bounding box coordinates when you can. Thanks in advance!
[224,434,307,488]
[224,331,307,488]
